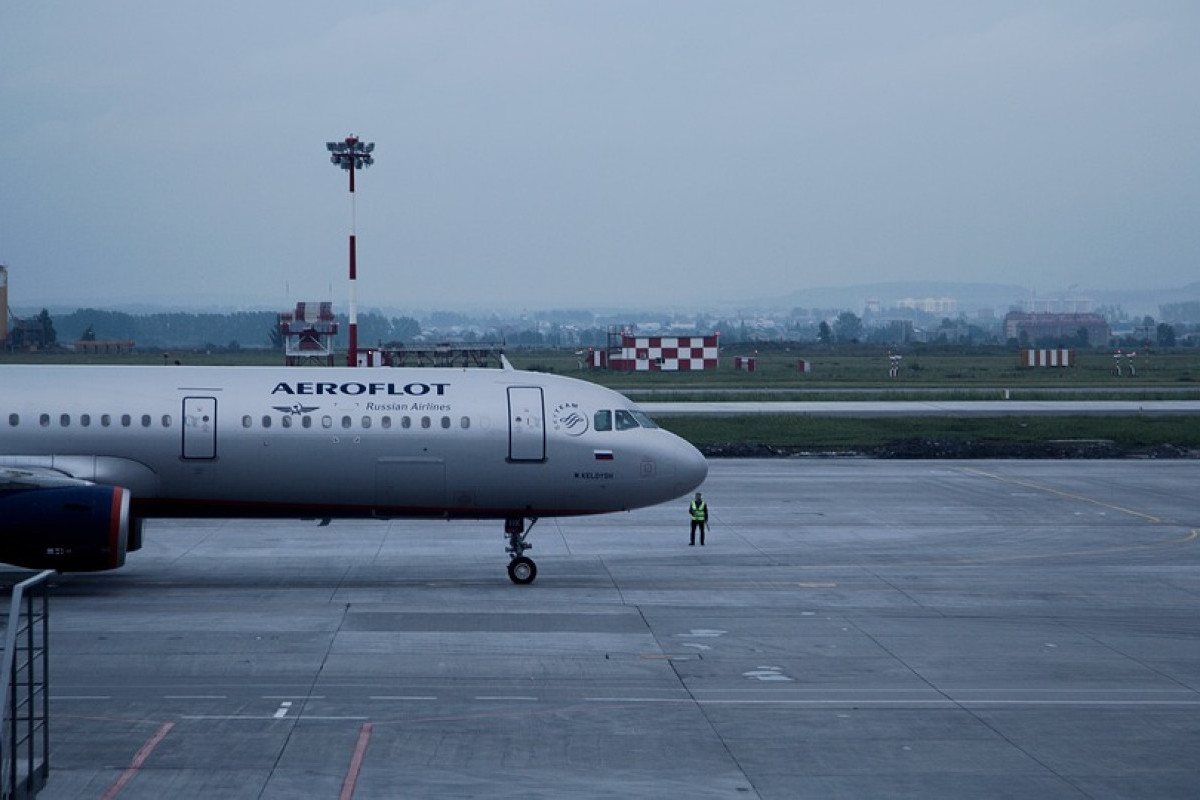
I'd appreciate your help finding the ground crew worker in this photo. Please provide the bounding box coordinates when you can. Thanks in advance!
[689,492,709,546]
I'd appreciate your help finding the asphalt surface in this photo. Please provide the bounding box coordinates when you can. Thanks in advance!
[8,458,1200,799]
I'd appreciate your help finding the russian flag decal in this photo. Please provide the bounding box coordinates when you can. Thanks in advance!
[594,449,614,461]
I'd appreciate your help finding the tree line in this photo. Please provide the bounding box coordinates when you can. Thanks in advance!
[14,308,423,351]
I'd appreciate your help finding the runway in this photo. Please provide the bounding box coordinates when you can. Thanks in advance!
[16,459,1200,798]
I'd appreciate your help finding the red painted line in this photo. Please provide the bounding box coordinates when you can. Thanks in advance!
[101,721,175,800]
[339,722,374,800]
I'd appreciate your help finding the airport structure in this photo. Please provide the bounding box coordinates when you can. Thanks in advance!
[326,135,375,367]
[361,343,505,369]
[278,301,339,366]
[1004,311,1109,346]
[1023,348,1074,368]
[589,328,719,371]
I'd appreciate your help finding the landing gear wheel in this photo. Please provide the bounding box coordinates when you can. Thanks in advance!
[504,516,538,584]
[507,557,537,585]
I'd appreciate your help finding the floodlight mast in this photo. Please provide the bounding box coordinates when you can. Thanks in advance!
[326,135,375,366]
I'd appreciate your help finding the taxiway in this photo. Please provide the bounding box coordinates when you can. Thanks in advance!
[15,458,1200,799]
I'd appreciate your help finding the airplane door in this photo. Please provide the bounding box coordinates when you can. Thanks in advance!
[182,396,217,459]
[507,386,545,462]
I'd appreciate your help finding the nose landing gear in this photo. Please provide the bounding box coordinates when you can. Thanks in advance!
[505,516,538,584]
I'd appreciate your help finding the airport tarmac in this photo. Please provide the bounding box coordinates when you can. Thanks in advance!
[13,458,1200,799]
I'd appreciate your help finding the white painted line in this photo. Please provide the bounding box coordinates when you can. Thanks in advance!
[274,701,293,719]
[164,695,228,700]
[371,696,438,701]
[584,697,690,703]
[51,696,112,701]
[475,696,538,701]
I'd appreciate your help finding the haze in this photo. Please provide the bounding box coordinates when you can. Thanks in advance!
[2,2,1198,312]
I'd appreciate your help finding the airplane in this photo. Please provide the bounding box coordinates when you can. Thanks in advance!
[0,362,708,583]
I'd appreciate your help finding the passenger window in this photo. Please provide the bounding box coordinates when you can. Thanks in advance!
[101,414,111,427]
[121,414,131,427]
[302,416,312,429]
[261,416,272,429]
[460,416,470,430]
[341,416,352,429]
[361,416,371,429]
[81,414,91,427]
[7,414,17,427]
[401,416,411,429]
[440,416,451,429]
[161,415,172,428]
[141,415,152,428]
[421,416,431,429]
[321,415,333,429]
[242,415,252,429]
[40,414,50,427]
[381,416,392,429]
[282,416,292,428]
[594,410,612,432]
[60,414,71,427]
[615,410,639,431]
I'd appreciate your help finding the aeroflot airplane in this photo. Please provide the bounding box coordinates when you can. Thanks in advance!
[0,363,707,583]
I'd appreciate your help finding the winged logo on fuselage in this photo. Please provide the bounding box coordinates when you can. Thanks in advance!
[273,404,320,416]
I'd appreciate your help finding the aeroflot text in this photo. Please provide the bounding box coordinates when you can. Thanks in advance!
[271,382,449,397]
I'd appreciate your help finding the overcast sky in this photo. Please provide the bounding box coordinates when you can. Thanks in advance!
[2,2,1198,312]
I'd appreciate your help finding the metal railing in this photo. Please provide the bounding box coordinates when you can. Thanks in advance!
[0,571,54,800]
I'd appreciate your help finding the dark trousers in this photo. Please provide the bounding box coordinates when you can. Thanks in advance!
[690,520,706,545]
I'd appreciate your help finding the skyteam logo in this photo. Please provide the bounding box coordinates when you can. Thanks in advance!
[551,402,589,436]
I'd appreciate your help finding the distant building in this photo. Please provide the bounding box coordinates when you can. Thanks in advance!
[1004,312,1109,347]
[1023,297,1093,314]
[895,297,957,315]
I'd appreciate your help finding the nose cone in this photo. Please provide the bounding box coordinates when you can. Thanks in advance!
[668,434,709,499]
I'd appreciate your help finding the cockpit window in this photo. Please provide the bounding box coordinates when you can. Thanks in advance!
[631,410,658,429]
[594,410,612,432]
[615,410,639,430]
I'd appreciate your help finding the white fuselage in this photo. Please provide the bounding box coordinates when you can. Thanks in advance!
[0,365,708,521]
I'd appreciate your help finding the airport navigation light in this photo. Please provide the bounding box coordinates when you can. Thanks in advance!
[326,135,375,367]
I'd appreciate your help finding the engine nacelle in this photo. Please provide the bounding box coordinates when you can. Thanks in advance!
[0,485,130,571]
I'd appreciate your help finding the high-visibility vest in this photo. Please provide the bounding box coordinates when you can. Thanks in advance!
[690,501,707,522]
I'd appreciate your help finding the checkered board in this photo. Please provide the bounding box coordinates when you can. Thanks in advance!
[617,335,719,371]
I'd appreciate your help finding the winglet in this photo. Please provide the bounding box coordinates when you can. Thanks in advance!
[501,355,515,371]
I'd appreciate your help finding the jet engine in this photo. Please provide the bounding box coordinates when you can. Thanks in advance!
[0,485,130,571]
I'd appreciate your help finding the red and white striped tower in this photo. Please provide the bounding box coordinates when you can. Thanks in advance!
[326,135,375,366]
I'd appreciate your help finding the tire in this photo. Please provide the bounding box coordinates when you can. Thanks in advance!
[507,557,537,585]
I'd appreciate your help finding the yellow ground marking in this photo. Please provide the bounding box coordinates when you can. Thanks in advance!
[958,466,1164,523]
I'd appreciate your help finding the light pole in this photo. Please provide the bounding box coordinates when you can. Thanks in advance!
[326,135,375,367]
